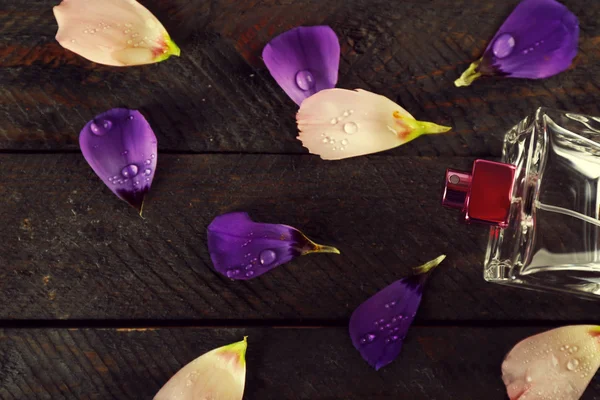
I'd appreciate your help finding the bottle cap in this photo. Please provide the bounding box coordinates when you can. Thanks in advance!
[442,159,516,227]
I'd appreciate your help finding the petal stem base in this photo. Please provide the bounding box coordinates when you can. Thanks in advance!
[455,60,482,87]
[303,241,341,255]
[413,254,446,275]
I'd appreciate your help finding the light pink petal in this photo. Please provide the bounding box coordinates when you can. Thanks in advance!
[502,326,600,400]
[154,338,247,400]
[53,0,180,66]
[296,89,450,160]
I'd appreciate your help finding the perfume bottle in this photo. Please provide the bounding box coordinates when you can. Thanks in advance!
[443,107,600,299]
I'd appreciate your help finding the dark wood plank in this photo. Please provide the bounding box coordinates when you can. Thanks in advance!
[2,153,599,321]
[2,326,599,399]
[1,0,599,154]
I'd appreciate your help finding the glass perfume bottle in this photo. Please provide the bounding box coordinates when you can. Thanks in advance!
[443,107,600,299]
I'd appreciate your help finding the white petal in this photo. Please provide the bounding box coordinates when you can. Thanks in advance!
[154,338,247,400]
[296,89,450,160]
[53,0,179,66]
[502,326,600,400]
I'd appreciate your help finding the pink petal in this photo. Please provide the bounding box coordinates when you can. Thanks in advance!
[296,89,451,160]
[502,326,600,400]
[53,0,180,66]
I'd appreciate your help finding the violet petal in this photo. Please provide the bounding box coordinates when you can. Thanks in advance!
[349,255,446,370]
[207,212,340,280]
[455,0,578,86]
[262,26,340,106]
[79,108,157,213]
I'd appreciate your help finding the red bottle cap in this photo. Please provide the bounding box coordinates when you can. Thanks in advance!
[442,159,516,227]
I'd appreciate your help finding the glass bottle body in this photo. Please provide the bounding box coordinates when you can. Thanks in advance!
[485,108,600,298]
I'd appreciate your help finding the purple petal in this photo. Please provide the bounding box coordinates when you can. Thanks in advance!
[207,212,339,280]
[79,108,157,212]
[483,0,578,78]
[349,275,425,371]
[263,26,340,106]
[349,255,446,370]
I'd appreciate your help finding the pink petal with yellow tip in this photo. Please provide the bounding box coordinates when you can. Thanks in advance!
[53,0,180,67]
[502,326,600,400]
[296,89,451,160]
[154,338,247,400]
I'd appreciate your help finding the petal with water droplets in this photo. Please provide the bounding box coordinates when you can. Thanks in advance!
[455,0,578,86]
[79,108,157,213]
[349,255,446,370]
[297,89,451,160]
[154,337,248,400]
[53,0,180,66]
[502,325,600,400]
[263,26,340,106]
[207,212,340,280]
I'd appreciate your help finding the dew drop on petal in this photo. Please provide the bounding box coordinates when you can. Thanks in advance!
[295,70,315,91]
[330,118,337,125]
[143,168,152,176]
[120,164,139,178]
[344,122,358,134]
[246,271,255,277]
[567,359,580,371]
[259,249,277,266]
[90,120,112,136]
[366,334,376,342]
[492,33,515,58]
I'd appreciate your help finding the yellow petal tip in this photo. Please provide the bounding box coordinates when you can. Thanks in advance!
[414,254,446,275]
[455,60,482,87]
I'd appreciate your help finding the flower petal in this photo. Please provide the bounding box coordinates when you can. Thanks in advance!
[154,337,247,400]
[349,255,446,370]
[54,0,180,66]
[263,26,340,106]
[502,326,600,400]
[456,0,579,86]
[207,212,340,280]
[297,89,451,160]
[79,108,157,213]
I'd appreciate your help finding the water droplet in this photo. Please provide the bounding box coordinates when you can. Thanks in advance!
[146,178,150,182]
[120,164,139,178]
[374,321,379,326]
[332,147,337,151]
[552,354,559,367]
[128,115,134,120]
[366,334,376,342]
[245,264,253,270]
[322,137,329,144]
[90,120,112,136]
[526,376,533,383]
[385,323,391,328]
[144,159,151,165]
[329,138,336,144]
[360,338,366,344]
[565,345,570,349]
[492,33,515,58]
[385,338,391,344]
[186,379,192,387]
[124,29,130,34]
[246,271,255,277]
[379,326,385,331]
[134,180,139,185]
[567,359,580,371]
[330,118,337,125]
[349,109,354,114]
[143,168,152,176]
[295,70,315,91]
[122,150,128,156]
[529,47,534,52]
[71,39,76,43]
[259,249,277,266]
[125,23,132,28]
[344,122,358,134]
[522,49,529,55]
[343,111,350,117]
[127,40,133,45]
[321,133,326,137]
[151,154,155,159]
[391,335,399,341]
[572,346,579,352]
[560,346,565,351]
[341,139,348,146]
[132,33,139,38]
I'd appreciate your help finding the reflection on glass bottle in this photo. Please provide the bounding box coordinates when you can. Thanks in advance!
[443,108,600,298]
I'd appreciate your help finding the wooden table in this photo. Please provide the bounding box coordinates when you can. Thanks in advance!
[1,0,599,398]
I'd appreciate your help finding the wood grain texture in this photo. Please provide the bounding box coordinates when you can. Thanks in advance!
[1,0,599,155]
[1,153,599,322]
[1,326,599,400]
